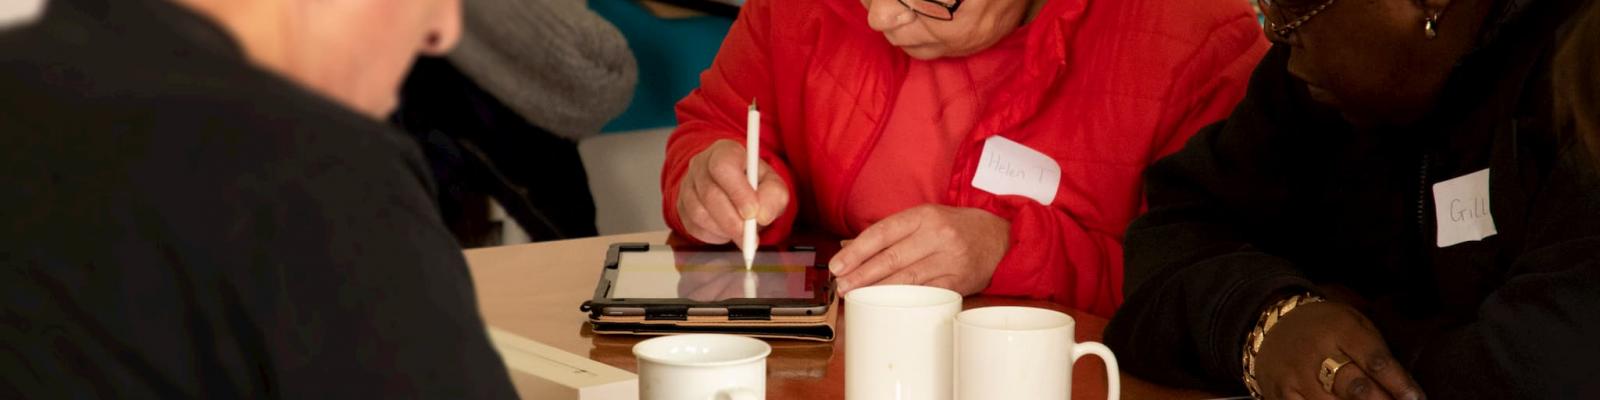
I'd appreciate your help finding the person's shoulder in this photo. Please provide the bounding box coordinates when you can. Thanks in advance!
[742,0,865,35]
[1,28,423,199]
[743,0,838,19]
[1092,0,1260,32]
[150,80,425,195]
[2,4,427,199]
[1077,0,1263,51]
[1059,0,1266,91]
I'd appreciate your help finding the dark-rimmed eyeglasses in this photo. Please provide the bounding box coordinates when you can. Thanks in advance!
[1261,0,1338,37]
[897,0,963,21]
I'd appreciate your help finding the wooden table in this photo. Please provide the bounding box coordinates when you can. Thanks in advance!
[465,231,1218,399]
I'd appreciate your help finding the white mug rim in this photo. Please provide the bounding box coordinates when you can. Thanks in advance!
[845,284,962,309]
[633,334,772,368]
[955,306,1074,332]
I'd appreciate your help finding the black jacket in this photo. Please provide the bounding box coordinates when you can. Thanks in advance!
[0,0,516,397]
[1104,0,1600,398]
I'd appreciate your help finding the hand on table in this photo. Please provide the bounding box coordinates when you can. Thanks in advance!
[828,204,1009,295]
[1255,301,1426,400]
[676,139,789,247]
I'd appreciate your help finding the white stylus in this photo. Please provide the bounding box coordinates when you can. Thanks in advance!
[743,100,759,270]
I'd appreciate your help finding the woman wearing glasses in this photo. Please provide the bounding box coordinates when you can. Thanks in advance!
[661,0,1266,317]
[1105,0,1600,397]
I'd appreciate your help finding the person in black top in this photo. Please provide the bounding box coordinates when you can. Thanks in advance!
[1104,0,1600,398]
[0,0,516,397]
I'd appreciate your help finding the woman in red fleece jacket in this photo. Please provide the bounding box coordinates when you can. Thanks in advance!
[662,0,1266,317]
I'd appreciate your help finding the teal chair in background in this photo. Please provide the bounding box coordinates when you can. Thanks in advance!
[590,0,734,133]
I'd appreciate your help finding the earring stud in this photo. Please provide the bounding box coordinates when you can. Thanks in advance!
[1424,11,1441,39]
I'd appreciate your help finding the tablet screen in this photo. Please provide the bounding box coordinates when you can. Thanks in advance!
[610,248,818,301]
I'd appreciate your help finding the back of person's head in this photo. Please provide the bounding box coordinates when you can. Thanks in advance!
[172,0,461,119]
[1557,2,1600,162]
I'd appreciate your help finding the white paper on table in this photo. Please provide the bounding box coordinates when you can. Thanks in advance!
[488,327,638,400]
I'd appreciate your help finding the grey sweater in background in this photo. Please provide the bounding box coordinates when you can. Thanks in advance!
[450,0,639,140]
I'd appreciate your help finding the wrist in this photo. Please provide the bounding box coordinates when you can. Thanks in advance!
[1241,292,1325,399]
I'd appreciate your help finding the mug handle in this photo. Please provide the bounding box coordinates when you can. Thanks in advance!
[715,387,762,400]
[1071,341,1120,400]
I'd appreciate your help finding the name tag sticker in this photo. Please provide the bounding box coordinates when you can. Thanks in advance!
[971,136,1060,205]
[1433,168,1497,248]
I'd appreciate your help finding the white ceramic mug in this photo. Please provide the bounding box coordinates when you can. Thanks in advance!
[954,306,1120,400]
[633,334,770,400]
[845,285,964,400]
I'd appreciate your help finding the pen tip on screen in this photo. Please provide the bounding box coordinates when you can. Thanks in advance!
[743,241,755,270]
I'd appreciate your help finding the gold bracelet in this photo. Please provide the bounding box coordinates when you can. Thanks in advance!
[1241,293,1324,399]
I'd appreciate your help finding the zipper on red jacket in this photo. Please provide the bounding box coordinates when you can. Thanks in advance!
[832,61,909,234]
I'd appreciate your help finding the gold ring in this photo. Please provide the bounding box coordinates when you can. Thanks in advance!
[1318,354,1353,393]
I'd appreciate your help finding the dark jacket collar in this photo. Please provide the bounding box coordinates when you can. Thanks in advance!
[46,0,244,62]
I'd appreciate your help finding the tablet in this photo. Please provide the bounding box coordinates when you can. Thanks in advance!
[581,243,835,320]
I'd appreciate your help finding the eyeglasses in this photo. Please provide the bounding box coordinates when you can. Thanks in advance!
[1261,0,1338,37]
[897,0,963,21]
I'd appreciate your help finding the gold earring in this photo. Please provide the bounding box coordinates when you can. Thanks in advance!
[1424,11,1441,39]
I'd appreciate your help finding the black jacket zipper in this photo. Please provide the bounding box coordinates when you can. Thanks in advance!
[1417,153,1431,234]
